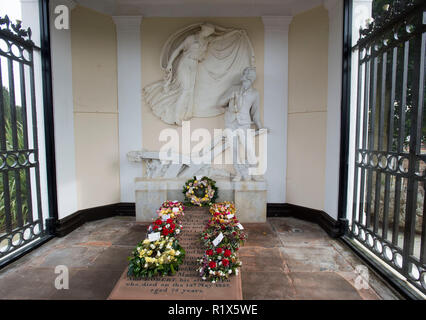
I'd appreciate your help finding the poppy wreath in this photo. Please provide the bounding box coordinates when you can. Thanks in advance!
[128,236,185,278]
[183,176,218,207]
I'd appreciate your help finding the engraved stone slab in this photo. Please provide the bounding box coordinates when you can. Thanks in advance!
[108,208,243,300]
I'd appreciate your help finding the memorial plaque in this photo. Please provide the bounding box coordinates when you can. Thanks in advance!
[108,208,243,300]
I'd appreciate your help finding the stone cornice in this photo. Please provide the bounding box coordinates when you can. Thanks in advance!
[262,16,293,32]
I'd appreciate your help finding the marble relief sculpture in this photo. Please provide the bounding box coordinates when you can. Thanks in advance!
[129,68,266,181]
[143,22,255,126]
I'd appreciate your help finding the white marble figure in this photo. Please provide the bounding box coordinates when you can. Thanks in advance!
[219,67,265,181]
[143,22,255,126]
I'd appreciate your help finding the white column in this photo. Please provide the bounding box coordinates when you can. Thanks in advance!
[323,0,344,220]
[113,16,143,203]
[49,0,78,219]
[346,0,373,222]
[262,16,292,204]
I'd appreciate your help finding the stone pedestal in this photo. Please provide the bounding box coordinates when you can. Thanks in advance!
[135,178,267,223]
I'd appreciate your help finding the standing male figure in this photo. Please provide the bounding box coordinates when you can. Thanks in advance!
[219,67,266,181]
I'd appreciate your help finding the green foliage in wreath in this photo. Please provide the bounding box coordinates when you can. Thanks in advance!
[127,236,185,278]
[182,176,218,207]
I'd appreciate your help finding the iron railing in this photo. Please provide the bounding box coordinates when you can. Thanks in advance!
[349,0,426,294]
[0,15,44,259]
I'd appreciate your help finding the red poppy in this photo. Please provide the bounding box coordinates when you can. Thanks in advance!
[166,218,173,224]
[206,249,213,256]
[222,259,229,267]
[162,229,169,236]
[224,249,232,257]
[153,225,158,230]
[155,219,162,225]
[216,248,223,254]
[209,261,217,269]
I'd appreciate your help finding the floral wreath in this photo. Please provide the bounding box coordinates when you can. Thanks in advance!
[201,217,247,252]
[198,246,241,282]
[128,236,185,278]
[157,200,185,219]
[209,201,236,221]
[197,202,246,282]
[183,176,218,207]
[148,217,182,237]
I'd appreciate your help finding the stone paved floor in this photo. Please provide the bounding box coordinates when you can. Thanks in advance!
[0,215,400,300]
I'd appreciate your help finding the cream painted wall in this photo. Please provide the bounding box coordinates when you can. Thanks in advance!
[141,18,264,159]
[71,6,120,210]
[67,9,331,212]
[287,6,329,210]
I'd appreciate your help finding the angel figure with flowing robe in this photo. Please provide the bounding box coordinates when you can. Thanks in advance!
[143,22,256,126]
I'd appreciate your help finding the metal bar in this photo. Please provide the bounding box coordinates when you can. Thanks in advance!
[421,181,426,264]
[393,177,402,245]
[356,149,408,156]
[0,219,41,239]
[7,60,18,149]
[355,163,426,181]
[19,64,29,149]
[378,52,386,151]
[366,54,378,229]
[0,51,32,66]
[354,221,404,254]
[0,164,38,173]
[39,0,59,234]
[0,60,6,150]
[0,58,12,233]
[402,32,425,275]
[373,52,388,234]
[383,47,398,239]
[398,41,409,152]
[358,49,371,227]
[19,63,33,224]
[352,49,363,229]
[412,34,425,156]
[29,51,43,224]
[392,41,410,246]
[7,58,24,228]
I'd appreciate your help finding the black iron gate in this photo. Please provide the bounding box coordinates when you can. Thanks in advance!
[0,15,46,260]
[349,0,426,294]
